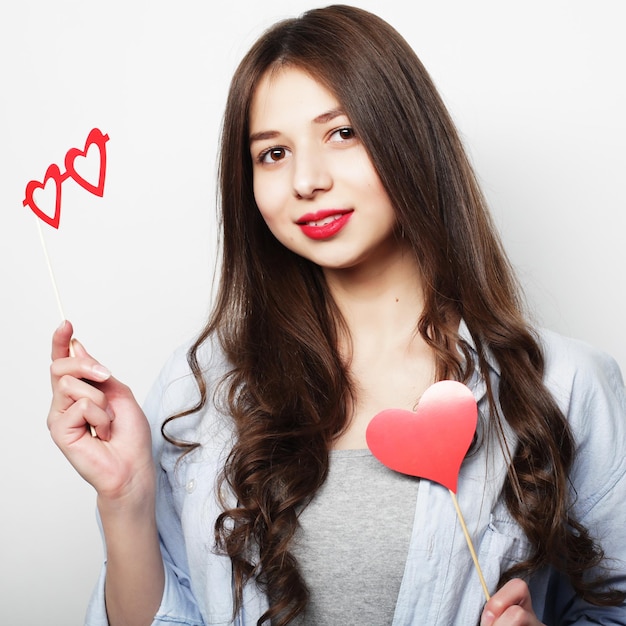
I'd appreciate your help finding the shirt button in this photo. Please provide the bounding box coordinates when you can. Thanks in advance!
[186,479,196,494]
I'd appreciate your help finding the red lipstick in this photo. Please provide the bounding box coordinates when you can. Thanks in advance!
[296,209,353,240]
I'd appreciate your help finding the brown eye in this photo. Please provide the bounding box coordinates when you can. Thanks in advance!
[329,126,356,142]
[261,147,287,163]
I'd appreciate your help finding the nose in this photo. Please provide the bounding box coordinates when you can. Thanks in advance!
[292,149,332,199]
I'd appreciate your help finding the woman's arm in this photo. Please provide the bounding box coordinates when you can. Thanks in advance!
[98,490,164,625]
[47,321,164,625]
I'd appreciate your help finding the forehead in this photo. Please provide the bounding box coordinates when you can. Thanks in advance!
[249,66,341,133]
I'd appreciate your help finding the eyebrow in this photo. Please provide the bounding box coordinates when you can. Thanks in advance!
[249,108,346,144]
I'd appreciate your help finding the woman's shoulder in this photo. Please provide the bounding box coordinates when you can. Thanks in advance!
[537,328,626,478]
[536,327,624,400]
[159,331,227,379]
[536,329,626,525]
[143,331,234,449]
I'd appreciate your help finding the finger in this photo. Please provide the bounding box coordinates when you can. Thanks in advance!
[50,352,112,385]
[70,337,88,358]
[496,605,534,625]
[51,328,111,384]
[48,396,114,444]
[50,373,115,416]
[51,320,74,360]
[481,579,533,625]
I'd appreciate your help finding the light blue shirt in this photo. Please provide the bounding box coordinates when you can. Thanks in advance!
[85,324,626,625]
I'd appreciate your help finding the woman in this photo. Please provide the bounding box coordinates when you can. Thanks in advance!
[48,5,626,625]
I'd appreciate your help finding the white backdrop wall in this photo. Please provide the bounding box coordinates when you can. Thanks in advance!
[1,1,624,623]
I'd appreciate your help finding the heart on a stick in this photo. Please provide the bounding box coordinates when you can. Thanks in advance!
[366,380,477,493]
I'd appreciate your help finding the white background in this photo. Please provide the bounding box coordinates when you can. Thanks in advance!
[1,1,624,623]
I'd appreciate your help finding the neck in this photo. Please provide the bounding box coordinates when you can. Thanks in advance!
[324,246,425,345]
[324,246,436,451]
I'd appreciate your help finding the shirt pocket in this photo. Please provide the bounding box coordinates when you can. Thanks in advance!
[477,512,534,591]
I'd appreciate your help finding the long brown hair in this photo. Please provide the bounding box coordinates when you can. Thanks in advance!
[165,5,624,623]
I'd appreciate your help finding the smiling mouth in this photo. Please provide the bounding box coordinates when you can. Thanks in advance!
[300,214,345,226]
[296,209,353,225]
[296,209,353,240]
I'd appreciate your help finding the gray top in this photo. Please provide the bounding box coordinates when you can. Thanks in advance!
[291,448,419,625]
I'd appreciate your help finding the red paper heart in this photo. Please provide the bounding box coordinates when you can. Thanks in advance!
[22,163,65,229]
[64,127,109,196]
[366,380,477,493]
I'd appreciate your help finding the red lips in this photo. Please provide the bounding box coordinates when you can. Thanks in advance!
[297,209,353,240]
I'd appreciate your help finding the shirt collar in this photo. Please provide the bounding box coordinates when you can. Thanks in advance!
[458,318,501,377]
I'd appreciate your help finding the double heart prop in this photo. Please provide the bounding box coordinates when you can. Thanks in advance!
[23,128,108,438]
[22,127,109,229]
[366,380,490,600]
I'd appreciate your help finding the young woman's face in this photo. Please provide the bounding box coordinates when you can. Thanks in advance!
[249,66,401,275]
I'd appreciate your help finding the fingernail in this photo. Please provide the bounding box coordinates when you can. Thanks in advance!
[56,320,67,332]
[481,610,495,626]
[105,404,115,420]
[91,364,112,381]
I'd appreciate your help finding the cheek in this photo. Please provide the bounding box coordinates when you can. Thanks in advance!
[344,151,384,191]
[356,165,397,227]
[253,174,284,225]
[350,161,393,210]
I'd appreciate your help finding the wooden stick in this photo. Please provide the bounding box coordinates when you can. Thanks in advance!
[36,219,97,437]
[449,489,490,601]
[36,219,67,321]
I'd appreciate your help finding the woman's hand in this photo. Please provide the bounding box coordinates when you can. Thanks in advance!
[47,321,155,504]
[48,321,166,623]
[480,579,545,626]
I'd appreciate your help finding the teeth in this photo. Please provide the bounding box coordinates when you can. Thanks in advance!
[308,215,341,226]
